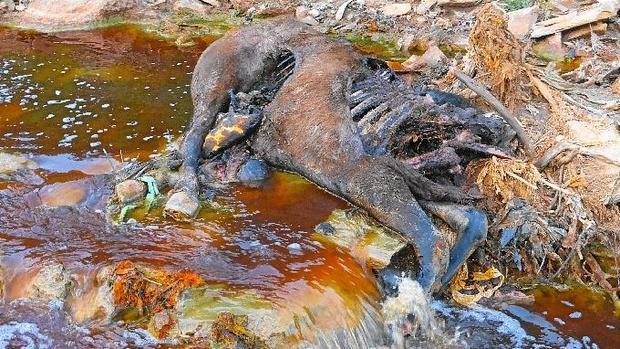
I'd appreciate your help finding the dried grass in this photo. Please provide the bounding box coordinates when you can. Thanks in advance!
[468,156,542,205]
[111,260,203,338]
[467,3,529,109]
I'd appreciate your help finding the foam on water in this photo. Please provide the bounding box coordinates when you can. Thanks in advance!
[0,322,52,349]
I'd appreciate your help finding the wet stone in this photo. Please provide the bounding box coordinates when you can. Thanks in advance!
[26,263,72,300]
[164,191,200,218]
[115,179,146,204]
[237,159,269,183]
[314,209,408,269]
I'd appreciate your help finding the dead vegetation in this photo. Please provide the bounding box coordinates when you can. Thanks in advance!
[111,260,204,338]
[388,0,620,307]
[465,3,530,109]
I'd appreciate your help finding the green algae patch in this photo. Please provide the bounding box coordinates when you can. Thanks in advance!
[344,33,407,62]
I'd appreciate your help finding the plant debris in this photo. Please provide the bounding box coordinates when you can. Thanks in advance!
[111,260,204,338]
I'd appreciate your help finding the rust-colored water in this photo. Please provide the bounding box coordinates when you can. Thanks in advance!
[0,24,618,348]
[0,24,382,347]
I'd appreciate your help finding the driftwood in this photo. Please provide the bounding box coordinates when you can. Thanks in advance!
[563,21,608,41]
[533,66,620,119]
[536,141,620,170]
[530,0,620,38]
[453,69,534,154]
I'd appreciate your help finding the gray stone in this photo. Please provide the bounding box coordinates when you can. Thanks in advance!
[0,0,15,13]
[301,15,319,26]
[237,159,269,183]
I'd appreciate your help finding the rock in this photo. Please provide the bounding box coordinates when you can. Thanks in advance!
[173,0,215,12]
[421,45,448,67]
[237,159,269,182]
[415,0,437,14]
[25,263,72,300]
[314,209,408,269]
[308,8,320,18]
[0,152,38,174]
[115,179,146,204]
[301,15,319,26]
[68,267,115,322]
[36,180,88,207]
[401,54,426,71]
[164,191,200,219]
[295,5,308,19]
[176,285,279,339]
[507,5,539,40]
[149,310,176,338]
[612,76,620,95]
[11,0,139,31]
[382,3,412,17]
[198,0,220,6]
[0,0,16,13]
[287,242,301,249]
[532,32,566,61]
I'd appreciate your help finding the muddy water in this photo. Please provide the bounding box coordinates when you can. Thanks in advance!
[0,25,618,348]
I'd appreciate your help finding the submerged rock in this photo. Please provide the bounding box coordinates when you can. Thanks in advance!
[25,263,72,300]
[164,190,201,218]
[314,209,409,269]
[66,266,115,323]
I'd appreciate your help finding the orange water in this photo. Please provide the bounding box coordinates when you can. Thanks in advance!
[0,24,618,348]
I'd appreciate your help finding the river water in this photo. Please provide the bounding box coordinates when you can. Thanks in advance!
[0,25,618,348]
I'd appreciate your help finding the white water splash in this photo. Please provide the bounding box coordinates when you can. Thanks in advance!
[381,278,457,349]
[0,322,52,349]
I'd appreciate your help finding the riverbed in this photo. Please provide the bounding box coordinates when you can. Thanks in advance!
[0,24,618,348]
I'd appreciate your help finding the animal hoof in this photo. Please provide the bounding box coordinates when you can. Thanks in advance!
[164,191,200,220]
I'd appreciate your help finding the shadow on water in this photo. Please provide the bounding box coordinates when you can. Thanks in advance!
[0,24,618,348]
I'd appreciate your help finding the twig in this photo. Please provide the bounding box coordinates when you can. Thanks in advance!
[102,148,117,173]
[540,178,576,196]
[453,69,534,154]
[505,170,538,190]
[536,141,620,170]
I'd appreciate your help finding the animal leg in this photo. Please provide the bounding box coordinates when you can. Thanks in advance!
[418,200,488,287]
[337,156,451,292]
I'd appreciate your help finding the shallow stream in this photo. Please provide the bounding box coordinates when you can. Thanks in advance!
[0,25,618,348]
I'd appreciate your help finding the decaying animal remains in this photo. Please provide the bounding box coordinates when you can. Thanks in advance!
[126,19,515,293]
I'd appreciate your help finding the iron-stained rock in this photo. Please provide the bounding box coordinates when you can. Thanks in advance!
[115,179,146,204]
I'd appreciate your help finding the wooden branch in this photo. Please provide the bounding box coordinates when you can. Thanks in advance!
[453,69,534,155]
[530,0,620,38]
[535,142,578,170]
[536,141,620,170]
